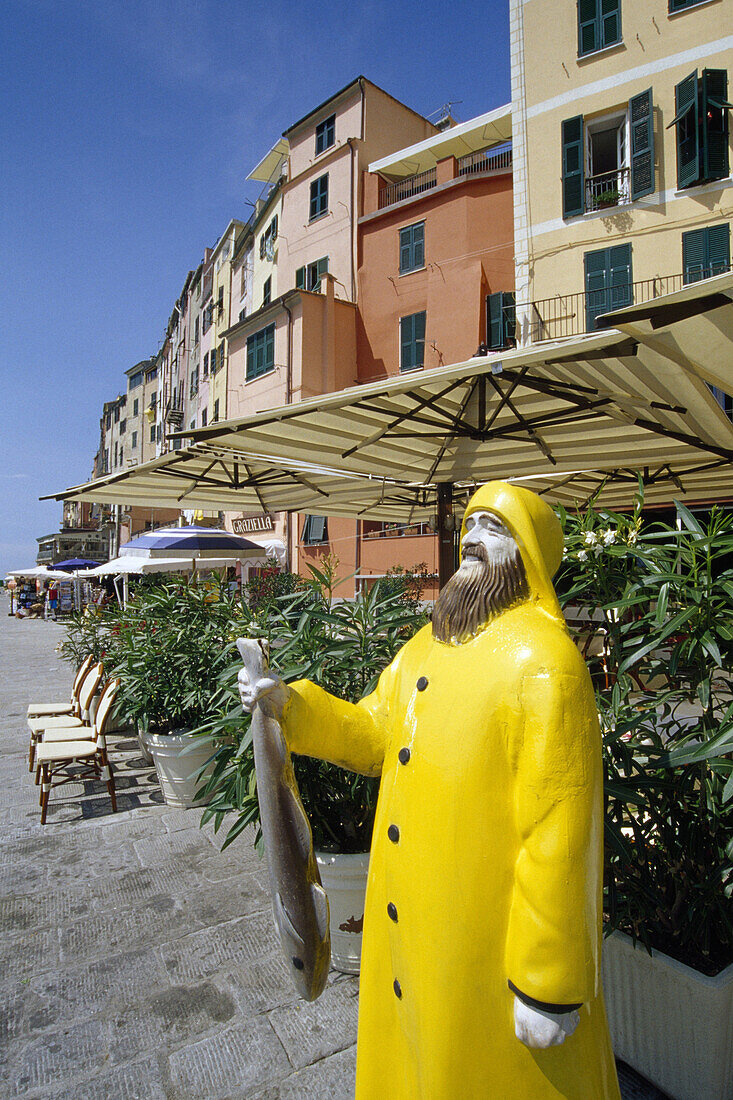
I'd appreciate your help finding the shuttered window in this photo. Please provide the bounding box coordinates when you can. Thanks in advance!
[630,88,655,200]
[562,116,584,217]
[671,69,730,189]
[584,245,633,330]
[315,114,335,155]
[399,222,425,274]
[295,257,329,291]
[669,0,706,10]
[486,292,517,350]
[302,515,328,544]
[682,224,731,284]
[246,324,275,381]
[577,0,621,57]
[399,311,426,372]
[309,175,329,220]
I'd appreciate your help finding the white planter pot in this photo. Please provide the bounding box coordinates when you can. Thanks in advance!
[144,730,216,809]
[316,851,369,975]
[602,930,733,1100]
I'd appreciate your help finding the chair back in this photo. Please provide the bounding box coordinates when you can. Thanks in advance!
[71,655,95,703]
[78,662,104,722]
[93,679,120,746]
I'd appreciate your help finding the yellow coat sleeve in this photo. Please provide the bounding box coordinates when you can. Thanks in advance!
[504,653,603,1009]
[279,663,394,778]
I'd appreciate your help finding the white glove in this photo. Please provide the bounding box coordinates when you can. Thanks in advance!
[237,644,290,720]
[514,996,580,1049]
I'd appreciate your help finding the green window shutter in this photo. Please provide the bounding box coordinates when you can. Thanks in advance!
[487,293,504,349]
[577,0,598,56]
[630,88,655,200]
[674,71,700,188]
[413,223,424,268]
[295,266,305,289]
[399,226,412,273]
[562,116,585,218]
[682,228,707,283]
[669,0,703,10]
[414,311,425,368]
[707,223,731,277]
[600,0,620,48]
[502,292,517,344]
[608,244,632,311]
[584,245,633,329]
[400,315,413,370]
[701,69,730,182]
[400,312,426,371]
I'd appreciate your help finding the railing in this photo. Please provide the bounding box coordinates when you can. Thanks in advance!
[584,167,630,213]
[378,168,437,209]
[362,521,432,539]
[457,143,513,177]
[529,273,692,342]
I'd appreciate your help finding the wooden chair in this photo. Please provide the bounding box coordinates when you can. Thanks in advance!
[26,654,95,718]
[28,662,103,773]
[36,678,120,825]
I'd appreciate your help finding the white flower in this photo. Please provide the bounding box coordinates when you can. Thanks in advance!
[578,550,588,561]
[584,531,598,547]
[603,528,616,545]
[628,530,638,545]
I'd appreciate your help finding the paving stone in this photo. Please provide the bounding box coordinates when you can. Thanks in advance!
[277,1044,357,1099]
[132,828,216,867]
[158,911,278,983]
[225,952,302,1016]
[106,977,240,1059]
[0,928,59,984]
[7,1017,113,1097]
[169,1015,290,1099]
[0,889,92,934]
[177,870,270,929]
[58,894,194,962]
[55,1053,167,1100]
[268,978,359,1071]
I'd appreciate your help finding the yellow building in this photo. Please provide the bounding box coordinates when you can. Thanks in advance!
[209,219,246,425]
[510,0,731,354]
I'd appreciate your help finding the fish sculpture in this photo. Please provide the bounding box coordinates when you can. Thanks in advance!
[237,637,331,1001]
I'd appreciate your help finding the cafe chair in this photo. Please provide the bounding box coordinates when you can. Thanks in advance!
[28,662,103,773]
[26,654,95,718]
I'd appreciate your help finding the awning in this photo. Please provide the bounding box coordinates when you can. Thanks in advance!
[369,103,512,181]
[598,268,733,397]
[247,138,289,183]
[6,566,75,581]
[79,555,262,577]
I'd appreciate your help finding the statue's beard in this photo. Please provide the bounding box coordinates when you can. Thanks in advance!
[432,540,528,644]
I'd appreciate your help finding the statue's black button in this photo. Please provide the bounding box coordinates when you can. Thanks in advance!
[387,902,398,922]
[388,824,400,843]
[393,978,402,998]
[398,747,411,765]
[416,676,428,691]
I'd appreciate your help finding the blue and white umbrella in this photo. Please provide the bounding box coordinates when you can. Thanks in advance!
[120,525,259,557]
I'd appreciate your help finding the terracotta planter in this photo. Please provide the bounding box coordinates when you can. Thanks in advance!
[602,930,733,1100]
[144,730,216,809]
[316,851,370,975]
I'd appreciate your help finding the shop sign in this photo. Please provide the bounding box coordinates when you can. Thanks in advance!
[232,515,275,535]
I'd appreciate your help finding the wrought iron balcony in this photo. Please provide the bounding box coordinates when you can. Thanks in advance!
[584,167,630,213]
[457,143,512,177]
[378,168,437,209]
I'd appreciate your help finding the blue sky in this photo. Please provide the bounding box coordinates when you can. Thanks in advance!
[0,0,510,576]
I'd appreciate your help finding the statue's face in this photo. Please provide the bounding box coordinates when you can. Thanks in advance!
[460,510,516,569]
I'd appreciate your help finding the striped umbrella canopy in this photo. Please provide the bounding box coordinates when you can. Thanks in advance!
[120,525,259,557]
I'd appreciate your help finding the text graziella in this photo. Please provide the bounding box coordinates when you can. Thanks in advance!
[232,516,275,534]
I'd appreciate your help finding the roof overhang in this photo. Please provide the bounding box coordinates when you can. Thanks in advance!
[369,103,512,181]
[247,138,289,183]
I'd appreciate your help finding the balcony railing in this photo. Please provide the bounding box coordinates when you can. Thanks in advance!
[378,168,437,210]
[584,167,630,213]
[457,143,512,177]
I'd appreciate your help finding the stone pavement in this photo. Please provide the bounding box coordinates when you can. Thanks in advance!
[0,595,666,1099]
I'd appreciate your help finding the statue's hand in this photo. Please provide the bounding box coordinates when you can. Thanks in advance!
[237,638,290,719]
[513,996,580,1049]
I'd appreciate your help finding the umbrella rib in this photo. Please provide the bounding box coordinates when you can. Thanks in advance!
[342,380,469,457]
[487,374,556,465]
[631,417,733,462]
[241,458,269,512]
[425,378,481,484]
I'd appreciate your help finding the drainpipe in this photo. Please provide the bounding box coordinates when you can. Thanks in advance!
[282,296,294,571]
[347,139,357,303]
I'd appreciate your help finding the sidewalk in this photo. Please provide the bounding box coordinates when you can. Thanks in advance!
[0,597,665,1098]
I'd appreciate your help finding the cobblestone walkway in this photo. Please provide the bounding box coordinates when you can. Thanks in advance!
[0,596,665,1098]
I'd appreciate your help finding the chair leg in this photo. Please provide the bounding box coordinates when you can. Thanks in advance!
[29,736,36,772]
[100,755,117,813]
[40,765,51,825]
[35,760,42,786]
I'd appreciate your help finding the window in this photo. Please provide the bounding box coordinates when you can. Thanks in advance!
[669,0,708,10]
[486,293,517,350]
[259,215,278,260]
[399,222,425,274]
[157,424,162,442]
[295,257,328,291]
[302,515,328,544]
[584,244,632,330]
[202,302,212,334]
[203,351,209,377]
[400,311,426,372]
[131,431,138,449]
[114,442,118,466]
[103,449,109,473]
[194,316,200,345]
[239,308,246,322]
[189,418,196,430]
[315,114,335,155]
[190,366,199,398]
[241,267,247,298]
[146,367,157,383]
[133,398,139,417]
[201,407,208,427]
[210,346,217,374]
[309,174,329,220]
[263,276,272,306]
[119,419,126,434]
[149,425,156,443]
[172,438,182,451]
[105,411,111,429]
[129,370,143,389]
[213,399,220,423]
[247,323,275,380]
[217,286,224,315]
[114,406,120,423]
[562,88,654,216]
[670,69,730,189]
[682,223,731,283]
[577,0,621,57]
[119,447,124,466]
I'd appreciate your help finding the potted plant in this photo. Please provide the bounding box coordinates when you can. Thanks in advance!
[195,558,428,971]
[107,577,245,808]
[556,489,733,1100]
[596,187,620,209]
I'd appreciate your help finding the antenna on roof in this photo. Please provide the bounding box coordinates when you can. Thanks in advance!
[427,101,463,131]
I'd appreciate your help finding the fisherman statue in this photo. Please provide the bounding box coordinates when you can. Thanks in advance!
[238,481,621,1099]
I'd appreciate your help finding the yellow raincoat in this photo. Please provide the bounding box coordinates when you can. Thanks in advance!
[281,482,621,1099]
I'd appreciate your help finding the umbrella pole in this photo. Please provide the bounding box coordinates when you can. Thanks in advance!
[437,482,456,590]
